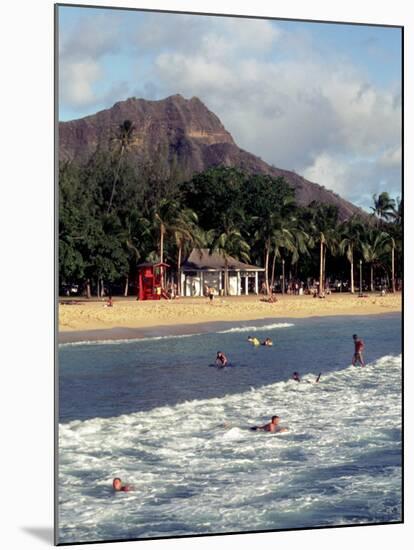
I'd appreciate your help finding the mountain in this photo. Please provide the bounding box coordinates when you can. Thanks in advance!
[59,94,365,221]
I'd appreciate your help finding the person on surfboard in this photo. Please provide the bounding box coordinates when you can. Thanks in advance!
[352,334,365,366]
[251,415,288,433]
[216,351,228,367]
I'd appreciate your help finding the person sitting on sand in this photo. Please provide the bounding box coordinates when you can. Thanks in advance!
[216,351,228,367]
[104,296,113,307]
[260,293,277,303]
[166,283,175,299]
[262,338,273,347]
[112,478,133,492]
[352,334,365,366]
[247,336,260,346]
[251,415,288,433]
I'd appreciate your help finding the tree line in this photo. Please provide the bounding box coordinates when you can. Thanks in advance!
[59,120,402,297]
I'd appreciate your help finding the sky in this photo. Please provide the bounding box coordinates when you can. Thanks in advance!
[58,5,402,210]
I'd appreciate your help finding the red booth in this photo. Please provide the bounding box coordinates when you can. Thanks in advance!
[137,262,170,300]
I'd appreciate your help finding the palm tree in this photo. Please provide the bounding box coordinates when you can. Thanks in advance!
[255,216,275,296]
[210,226,250,296]
[370,192,396,225]
[322,226,339,291]
[254,195,297,295]
[304,203,339,296]
[153,199,205,294]
[361,229,389,292]
[171,209,204,295]
[107,120,136,214]
[123,213,151,296]
[390,196,402,226]
[390,197,402,290]
[269,226,309,290]
[269,228,294,290]
[382,232,397,293]
[153,198,182,265]
[339,217,364,294]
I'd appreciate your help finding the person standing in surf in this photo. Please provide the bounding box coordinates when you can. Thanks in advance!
[352,334,365,366]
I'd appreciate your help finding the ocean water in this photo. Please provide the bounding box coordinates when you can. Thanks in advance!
[58,314,402,544]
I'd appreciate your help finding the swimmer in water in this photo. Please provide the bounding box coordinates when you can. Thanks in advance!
[251,415,288,433]
[247,336,260,346]
[294,371,321,383]
[216,351,228,367]
[112,478,133,492]
[262,338,273,346]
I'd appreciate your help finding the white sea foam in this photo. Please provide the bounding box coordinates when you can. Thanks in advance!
[217,322,294,334]
[59,332,203,348]
[59,322,294,347]
[58,354,402,543]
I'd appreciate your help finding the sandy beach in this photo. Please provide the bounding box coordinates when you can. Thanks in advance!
[59,292,401,338]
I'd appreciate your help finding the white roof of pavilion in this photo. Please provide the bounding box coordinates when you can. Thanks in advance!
[181,249,264,272]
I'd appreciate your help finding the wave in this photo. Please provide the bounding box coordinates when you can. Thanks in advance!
[58,353,402,542]
[59,332,203,348]
[216,322,294,334]
[60,354,401,426]
[59,322,294,347]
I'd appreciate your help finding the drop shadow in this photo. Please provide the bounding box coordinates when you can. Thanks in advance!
[21,526,54,544]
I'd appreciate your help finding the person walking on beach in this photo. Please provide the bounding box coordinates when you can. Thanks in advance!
[216,351,228,367]
[352,334,365,366]
[251,415,288,433]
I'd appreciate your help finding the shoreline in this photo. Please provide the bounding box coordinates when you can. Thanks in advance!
[58,293,401,344]
[59,309,401,345]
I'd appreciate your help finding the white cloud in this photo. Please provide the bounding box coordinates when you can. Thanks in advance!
[59,10,401,208]
[60,60,103,107]
[379,145,402,167]
[303,153,350,195]
[60,13,122,61]
[134,14,280,57]
[138,19,401,207]
[59,11,125,111]
[303,152,401,209]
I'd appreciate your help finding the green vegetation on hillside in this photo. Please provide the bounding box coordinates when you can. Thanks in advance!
[59,123,402,297]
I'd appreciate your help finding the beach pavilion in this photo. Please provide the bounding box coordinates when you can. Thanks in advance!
[180,248,265,297]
